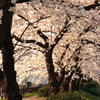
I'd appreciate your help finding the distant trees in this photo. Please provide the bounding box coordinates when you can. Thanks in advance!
[0,0,99,97]
[13,12,71,94]
[13,1,100,95]
[12,2,80,94]
[54,45,83,92]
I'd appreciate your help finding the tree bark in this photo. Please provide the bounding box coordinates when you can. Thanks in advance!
[60,71,74,91]
[45,49,59,94]
[1,9,22,100]
[0,69,4,87]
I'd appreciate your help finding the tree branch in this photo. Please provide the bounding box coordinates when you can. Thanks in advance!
[16,0,30,3]
[12,34,46,48]
[83,39,100,46]
[18,15,51,26]
[37,30,48,41]
[37,30,49,49]
[84,3,100,10]
[51,18,70,49]
[13,24,30,49]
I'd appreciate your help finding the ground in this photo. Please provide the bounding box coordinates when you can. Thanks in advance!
[23,95,46,100]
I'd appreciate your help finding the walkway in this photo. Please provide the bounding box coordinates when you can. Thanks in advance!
[23,95,46,100]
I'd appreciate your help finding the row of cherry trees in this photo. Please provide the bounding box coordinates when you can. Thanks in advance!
[13,0,100,95]
[0,0,100,100]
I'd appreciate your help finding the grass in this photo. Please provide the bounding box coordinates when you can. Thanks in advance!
[79,90,99,100]
[37,81,99,100]
[46,90,99,100]
[81,81,99,96]
[21,89,99,100]
[22,91,38,97]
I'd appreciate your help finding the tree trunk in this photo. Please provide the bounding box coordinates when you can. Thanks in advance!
[0,69,4,87]
[60,71,74,91]
[1,9,22,100]
[69,78,80,91]
[58,68,65,86]
[45,49,59,94]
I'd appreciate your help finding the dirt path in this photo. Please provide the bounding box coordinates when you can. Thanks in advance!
[22,95,46,100]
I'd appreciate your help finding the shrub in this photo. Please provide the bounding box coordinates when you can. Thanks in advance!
[46,91,88,100]
[84,81,98,88]
[89,87,99,96]
[38,86,49,97]
[81,81,99,96]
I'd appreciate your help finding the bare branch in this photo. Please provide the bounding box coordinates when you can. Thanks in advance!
[17,15,30,22]
[37,30,49,49]
[16,0,30,3]
[13,24,30,49]
[51,17,71,49]
[15,48,31,63]
[18,14,51,26]
[84,3,100,10]
[12,34,46,48]
[37,30,48,41]
[83,39,100,46]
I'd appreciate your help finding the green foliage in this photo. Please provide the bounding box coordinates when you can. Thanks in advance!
[46,91,98,100]
[48,92,85,100]
[84,81,98,88]
[80,91,98,100]
[22,91,37,97]
[81,81,99,96]
[38,86,49,97]
[46,91,88,100]
[22,80,99,100]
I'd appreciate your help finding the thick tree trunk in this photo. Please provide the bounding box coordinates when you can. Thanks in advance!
[1,9,22,100]
[69,78,80,91]
[59,68,65,86]
[0,69,4,87]
[60,77,70,91]
[69,67,83,91]
[0,11,6,49]
[60,71,74,91]
[45,49,59,94]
